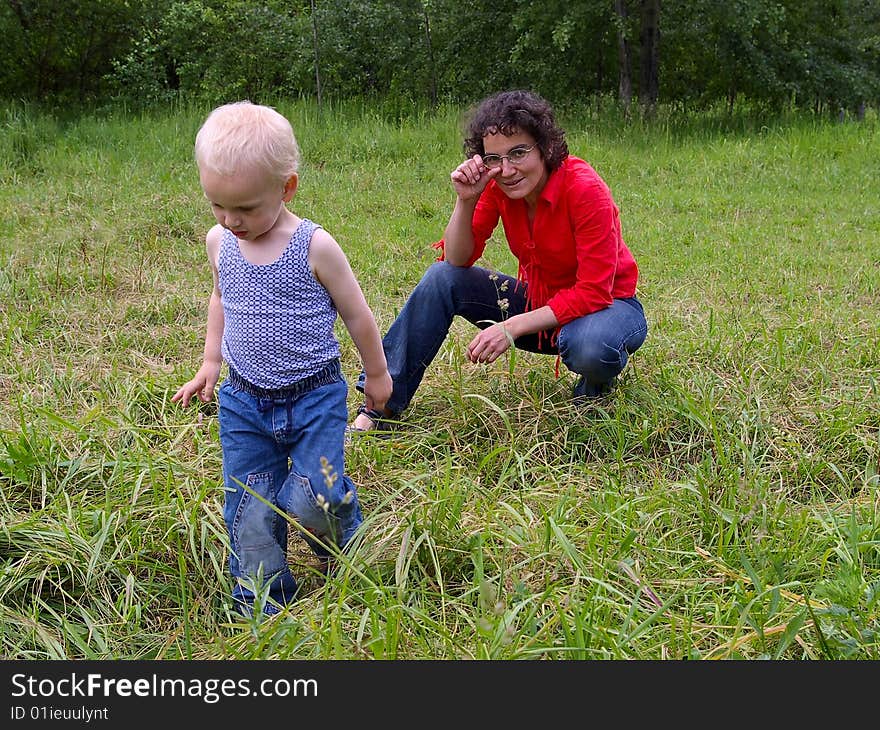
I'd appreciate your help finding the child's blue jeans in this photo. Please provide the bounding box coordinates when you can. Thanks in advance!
[217,360,362,615]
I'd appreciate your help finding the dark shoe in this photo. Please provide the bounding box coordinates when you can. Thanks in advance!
[573,376,614,401]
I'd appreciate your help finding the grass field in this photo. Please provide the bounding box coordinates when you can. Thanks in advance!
[0,99,878,659]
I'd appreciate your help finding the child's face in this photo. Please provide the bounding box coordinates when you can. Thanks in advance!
[200,165,293,242]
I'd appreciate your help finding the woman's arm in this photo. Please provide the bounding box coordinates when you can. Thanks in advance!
[442,156,499,266]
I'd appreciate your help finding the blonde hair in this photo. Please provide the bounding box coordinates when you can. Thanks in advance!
[194,101,300,184]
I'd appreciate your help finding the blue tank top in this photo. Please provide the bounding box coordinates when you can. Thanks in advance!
[218,219,341,388]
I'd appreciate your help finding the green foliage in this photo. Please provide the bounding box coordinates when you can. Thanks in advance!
[506,0,613,101]
[2,1,879,113]
[0,0,163,104]
[662,0,880,113]
[107,0,313,106]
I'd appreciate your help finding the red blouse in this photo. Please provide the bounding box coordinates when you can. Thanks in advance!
[435,155,639,326]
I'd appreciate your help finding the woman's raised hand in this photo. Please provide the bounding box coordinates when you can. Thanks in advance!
[450,155,499,201]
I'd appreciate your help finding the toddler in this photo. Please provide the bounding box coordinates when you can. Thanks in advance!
[173,101,392,616]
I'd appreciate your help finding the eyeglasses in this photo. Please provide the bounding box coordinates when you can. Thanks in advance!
[481,145,535,169]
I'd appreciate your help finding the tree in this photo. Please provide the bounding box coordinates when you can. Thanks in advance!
[1,0,160,102]
[108,0,312,105]
[614,0,634,113]
[310,0,322,109]
[420,1,437,108]
[639,0,660,112]
[1,0,878,114]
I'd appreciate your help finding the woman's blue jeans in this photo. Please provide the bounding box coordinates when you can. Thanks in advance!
[357,261,647,411]
[217,366,362,615]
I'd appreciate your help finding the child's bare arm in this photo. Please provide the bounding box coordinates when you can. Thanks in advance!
[172,228,225,407]
[309,231,392,412]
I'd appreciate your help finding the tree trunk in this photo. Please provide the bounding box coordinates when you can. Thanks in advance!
[422,3,437,108]
[614,0,633,115]
[639,0,660,114]
[309,0,322,110]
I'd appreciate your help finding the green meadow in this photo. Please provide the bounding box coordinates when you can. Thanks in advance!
[0,100,878,659]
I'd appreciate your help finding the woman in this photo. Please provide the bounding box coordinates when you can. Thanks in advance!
[352,89,647,432]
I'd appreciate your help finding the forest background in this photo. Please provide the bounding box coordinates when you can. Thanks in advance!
[2,0,879,117]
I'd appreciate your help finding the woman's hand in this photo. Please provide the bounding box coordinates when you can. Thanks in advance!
[450,155,499,201]
[466,322,514,364]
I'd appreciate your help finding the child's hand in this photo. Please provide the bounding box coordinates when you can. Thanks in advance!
[172,362,221,407]
[363,369,393,414]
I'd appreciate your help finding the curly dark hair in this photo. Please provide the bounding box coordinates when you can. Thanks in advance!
[463,90,569,172]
